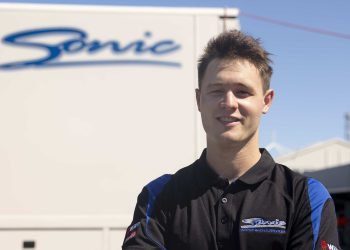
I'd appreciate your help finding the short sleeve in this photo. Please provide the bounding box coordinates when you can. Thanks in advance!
[288,178,340,250]
[122,174,171,250]
[314,198,340,250]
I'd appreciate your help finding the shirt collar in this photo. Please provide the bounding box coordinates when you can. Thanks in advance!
[194,148,276,189]
[237,148,276,185]
[194,149,225,190]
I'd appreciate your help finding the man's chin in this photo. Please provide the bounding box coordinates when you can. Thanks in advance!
[217,133,243,145]
[206,130,247,146]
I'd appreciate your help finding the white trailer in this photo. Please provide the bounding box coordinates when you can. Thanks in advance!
[0,3,239,249]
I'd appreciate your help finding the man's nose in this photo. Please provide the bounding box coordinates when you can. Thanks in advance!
[220,91,238,109]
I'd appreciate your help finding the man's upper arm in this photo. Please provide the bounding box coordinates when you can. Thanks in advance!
[316,198,341,250]
[288,178,340,250]
[122,174,171,250]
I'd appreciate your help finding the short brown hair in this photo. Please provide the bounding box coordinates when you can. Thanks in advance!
[198,30,273,92]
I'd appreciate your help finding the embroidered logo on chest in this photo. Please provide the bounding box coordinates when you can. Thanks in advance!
[240,217,287,234]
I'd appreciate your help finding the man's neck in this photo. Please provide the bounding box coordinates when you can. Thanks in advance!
[206,139,261,180]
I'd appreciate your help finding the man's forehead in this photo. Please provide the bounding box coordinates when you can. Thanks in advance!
[208,58,257,70]
[200,58,264,91]
[204,59,260,81]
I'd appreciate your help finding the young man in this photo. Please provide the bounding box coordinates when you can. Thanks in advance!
[122,30,340,250]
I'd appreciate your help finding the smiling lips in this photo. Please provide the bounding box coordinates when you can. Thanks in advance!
[217,116,241,126]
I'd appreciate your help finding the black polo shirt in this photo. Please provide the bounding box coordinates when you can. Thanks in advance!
[122,149,340,250]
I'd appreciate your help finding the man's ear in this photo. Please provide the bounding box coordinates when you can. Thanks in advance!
[195,88,201,112]
[262,89,274,114]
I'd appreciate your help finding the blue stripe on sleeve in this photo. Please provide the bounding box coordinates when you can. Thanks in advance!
[145,174,172,250]
[307,177,331,250]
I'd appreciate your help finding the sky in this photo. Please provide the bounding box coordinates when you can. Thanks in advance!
[1,0,350,152]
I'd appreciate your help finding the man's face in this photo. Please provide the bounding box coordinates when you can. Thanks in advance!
[196,58,274,146]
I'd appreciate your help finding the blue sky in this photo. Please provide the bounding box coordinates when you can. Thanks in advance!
[1,0,350,151]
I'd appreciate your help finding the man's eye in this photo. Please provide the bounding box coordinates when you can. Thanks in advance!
[236,90,250,97]
[209,90,224,95]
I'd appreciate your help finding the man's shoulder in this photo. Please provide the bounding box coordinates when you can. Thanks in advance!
[144,160,199,196]
[273,163,307,182]
[271,163,331,205]
[273,163,329,188]
[268,163,309,201]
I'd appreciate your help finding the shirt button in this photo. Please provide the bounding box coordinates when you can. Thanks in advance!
[221,197,228,204]
[221,217,228,224]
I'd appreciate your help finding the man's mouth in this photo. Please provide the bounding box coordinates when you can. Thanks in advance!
[217,116,241,125]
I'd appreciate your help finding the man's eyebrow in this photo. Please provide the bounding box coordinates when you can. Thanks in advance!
[207,83,224,88]
[208,82,251,88]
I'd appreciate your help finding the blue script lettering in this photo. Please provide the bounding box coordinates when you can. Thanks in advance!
[0,27,181,69]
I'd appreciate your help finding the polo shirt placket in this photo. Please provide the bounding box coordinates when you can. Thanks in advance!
[215,181,233,249]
